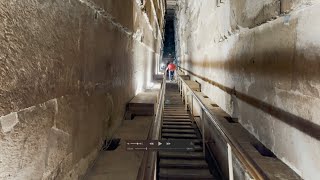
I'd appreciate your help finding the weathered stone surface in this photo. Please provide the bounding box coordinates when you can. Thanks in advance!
[63,148,99,180]
[175,1,320,179]
[0,0,165,179]
[0,100,55,179]
[55,96,78,136]
[43,127,71,179]
[0,112,19,133]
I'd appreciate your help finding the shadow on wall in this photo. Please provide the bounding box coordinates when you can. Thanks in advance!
[178,15,320,140]
[179,55,320,141]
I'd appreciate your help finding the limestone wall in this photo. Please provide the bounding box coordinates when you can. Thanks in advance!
[175,0,320,179]
[0,0,164,179]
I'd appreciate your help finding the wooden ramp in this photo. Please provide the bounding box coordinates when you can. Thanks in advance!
[159,82,221,180]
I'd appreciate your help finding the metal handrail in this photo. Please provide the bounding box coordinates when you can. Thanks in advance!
[176,73,267,180]
[136,72,166,180]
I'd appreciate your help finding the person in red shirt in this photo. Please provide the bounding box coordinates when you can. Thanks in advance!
[166,61,176,81]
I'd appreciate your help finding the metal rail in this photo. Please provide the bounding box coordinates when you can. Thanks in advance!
[136,73,166,180]
[176,72,268,180]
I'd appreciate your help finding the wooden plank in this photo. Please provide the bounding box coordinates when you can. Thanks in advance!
[163,119,191,122]
[163,116,190,118]
[162,129,196,134]
[162,133,198,139]
[163,121,193,125]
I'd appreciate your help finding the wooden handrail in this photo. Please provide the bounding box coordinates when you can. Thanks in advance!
[136,73,167,180]
[176,71,268,180]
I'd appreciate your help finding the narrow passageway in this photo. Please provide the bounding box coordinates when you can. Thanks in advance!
[0,0,319,180]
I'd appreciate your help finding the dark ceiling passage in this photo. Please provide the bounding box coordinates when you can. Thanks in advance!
[162,0,177,60]
[163,19,175,59]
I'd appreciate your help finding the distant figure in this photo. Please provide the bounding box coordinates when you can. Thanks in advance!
[166,62,176,81]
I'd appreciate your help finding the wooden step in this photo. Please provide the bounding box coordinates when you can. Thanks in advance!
[159,159,208,169]
[164,110,186,112]
[163,114,189,117]
[163,115,188,118]
[159,151,204,159]
[162,133,197,139]
[164,107,185,109]
[164,103,183,105]
[163,119,191,123]
[164,104,184,106]
[193,145,203,151]
[163,117,190,119]
[159,168,213,180]
[162,139,202,144]
[163,117,190,120]
[162,125,194,129]
[163,113,189,115]
[162,129,196,134]
[163,121,193,125]
[163,109,186,111]
[165,106,184,107]
[164,107,185,108]
[163,116,190,119]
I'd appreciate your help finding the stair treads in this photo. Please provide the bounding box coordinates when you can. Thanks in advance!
[162,119,192,122]
[163,121,193,125]
[163,109,186,112]
[163,113,189,116]
[162,139,202,144]
[164,114,189,117]
[162,125,194,129]
[159,159,208,168]
[159,82,216,180]
[163,109,187,111]
[159,168,213,180]
[162,133,197,139]
[164,106,185,107]
[164,105,185,107]
[164,112,188,114]
[162,129,196,134]
[164,107,185,109]
[164,111,189,116]
[162,118,191,121]
[159,151,204,159]
[163,116,190,119]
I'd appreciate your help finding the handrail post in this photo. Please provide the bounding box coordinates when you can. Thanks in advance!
[185,88,188,110]
[201,109,206,155]
[191,95,193,115]
[228,144,234,180]
[182,84,185,102]
[180,79,183,96]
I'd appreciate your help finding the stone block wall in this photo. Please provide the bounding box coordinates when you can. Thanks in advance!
[0,0,165,179]
[175,0,320,179]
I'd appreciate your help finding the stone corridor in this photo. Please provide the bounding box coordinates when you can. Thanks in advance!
[0,0,319,180]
